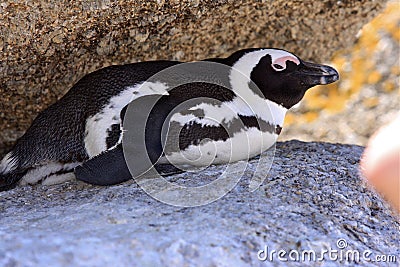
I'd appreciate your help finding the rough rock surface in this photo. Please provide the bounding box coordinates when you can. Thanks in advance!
[281,1,400,146]
[1,141,398,266]
[0,0,386,149]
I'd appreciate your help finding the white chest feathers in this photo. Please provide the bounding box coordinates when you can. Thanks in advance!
[162,97,287,167]
[161,127,279,168]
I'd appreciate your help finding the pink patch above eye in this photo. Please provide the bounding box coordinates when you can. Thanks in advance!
[272,56,300,69]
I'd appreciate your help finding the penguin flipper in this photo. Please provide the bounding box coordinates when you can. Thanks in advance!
[75,144,132,186]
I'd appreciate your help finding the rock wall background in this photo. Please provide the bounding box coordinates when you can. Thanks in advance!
[281,1,400,146]
[0,0,386,152]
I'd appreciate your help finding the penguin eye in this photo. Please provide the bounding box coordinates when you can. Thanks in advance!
[273,64,284,70]
[271,55,300,72]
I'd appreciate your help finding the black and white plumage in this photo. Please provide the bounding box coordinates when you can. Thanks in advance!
[0,48,339,190]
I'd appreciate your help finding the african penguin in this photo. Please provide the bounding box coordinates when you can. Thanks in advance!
[0,48,339,190]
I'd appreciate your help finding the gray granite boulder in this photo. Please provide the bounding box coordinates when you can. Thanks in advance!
[0,141,398,266]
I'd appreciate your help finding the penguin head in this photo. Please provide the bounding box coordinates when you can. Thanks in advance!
[227,48,339,109]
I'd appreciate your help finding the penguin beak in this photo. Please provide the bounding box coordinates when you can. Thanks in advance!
[296,60,339,86]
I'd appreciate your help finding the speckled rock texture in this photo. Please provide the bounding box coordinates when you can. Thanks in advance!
[1,141,398,266]
[281,1,400,146]
[0,0,386,151]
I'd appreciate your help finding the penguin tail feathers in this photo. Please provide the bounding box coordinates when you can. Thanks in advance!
[0,171,26,191]
[0,152,24,191]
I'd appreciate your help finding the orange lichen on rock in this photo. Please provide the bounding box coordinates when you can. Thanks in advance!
[367,71,382,85]
[382,81,396,93]
[362,97,380,109]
